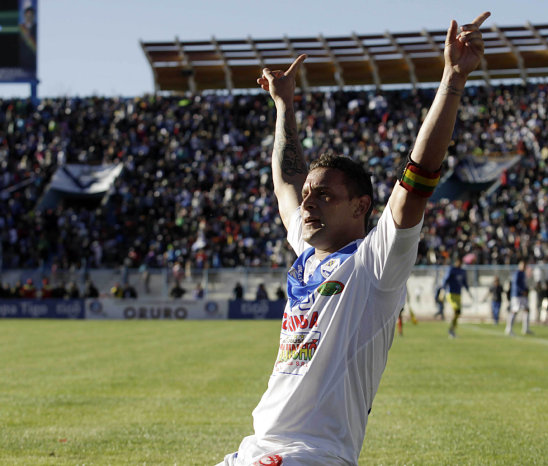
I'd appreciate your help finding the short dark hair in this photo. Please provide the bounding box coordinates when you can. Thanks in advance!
[309,153,374,226]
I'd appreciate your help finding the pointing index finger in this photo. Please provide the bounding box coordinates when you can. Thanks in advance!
[471,11,491,28]
[286,54,307,76]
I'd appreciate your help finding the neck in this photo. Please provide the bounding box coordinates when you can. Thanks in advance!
[313,239,358,261]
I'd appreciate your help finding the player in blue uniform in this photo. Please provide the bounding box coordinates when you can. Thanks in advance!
[442,257,471,338]
[505,260,532,335]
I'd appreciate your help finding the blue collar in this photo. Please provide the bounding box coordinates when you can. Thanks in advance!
[287,241,358,307]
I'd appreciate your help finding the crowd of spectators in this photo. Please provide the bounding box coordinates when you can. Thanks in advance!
[0,82,546,278]
[0,277,97,299]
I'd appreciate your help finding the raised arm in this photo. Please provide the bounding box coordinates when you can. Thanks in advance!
[257,55,308,229]
[389,12,491,229]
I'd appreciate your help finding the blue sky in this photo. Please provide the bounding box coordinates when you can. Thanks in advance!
[2,0,547,98]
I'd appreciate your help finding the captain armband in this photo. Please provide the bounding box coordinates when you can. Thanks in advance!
[399,154,442,198]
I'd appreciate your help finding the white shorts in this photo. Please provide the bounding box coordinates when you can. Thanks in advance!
[215,435,350,465]
[215,451,285,466]
[510,296,528,313]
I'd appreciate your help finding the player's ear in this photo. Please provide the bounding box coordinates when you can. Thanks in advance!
[353,195,371,218]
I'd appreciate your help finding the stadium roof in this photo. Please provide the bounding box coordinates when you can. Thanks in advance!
[141,22,548,93]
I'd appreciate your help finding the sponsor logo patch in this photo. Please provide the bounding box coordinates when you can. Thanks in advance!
[288,264,304,282]
[317,280,344,296]
[275,330,321,375]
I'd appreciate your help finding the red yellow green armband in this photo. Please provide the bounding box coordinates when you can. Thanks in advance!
[399,155,442,198]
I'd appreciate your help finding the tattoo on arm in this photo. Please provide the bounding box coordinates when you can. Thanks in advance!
[274,115,307,176]
[439,82,463,97]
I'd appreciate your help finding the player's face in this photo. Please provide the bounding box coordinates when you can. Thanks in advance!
[301,167,360,254]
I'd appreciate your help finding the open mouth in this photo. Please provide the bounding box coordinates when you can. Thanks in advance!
[304,217,323,228]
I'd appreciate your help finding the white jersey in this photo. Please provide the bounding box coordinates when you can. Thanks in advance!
[232,204,422,465]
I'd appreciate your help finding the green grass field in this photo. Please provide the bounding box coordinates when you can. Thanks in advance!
[0,319,546,465]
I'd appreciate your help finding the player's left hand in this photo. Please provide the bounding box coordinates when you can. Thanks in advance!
[444,11,490,77]
[257,54,307,105]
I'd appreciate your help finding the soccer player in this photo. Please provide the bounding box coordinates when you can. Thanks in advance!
[486,275,503,324]
[442,257,471,338]
[433,283,446,319]
[217,12,490,465]
[505,260,532,335]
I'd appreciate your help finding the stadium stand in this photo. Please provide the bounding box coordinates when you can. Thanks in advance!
[1,83,546,278]
[1,25,547,301]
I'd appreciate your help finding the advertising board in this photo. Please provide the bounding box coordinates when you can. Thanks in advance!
[228,300,285,320]
[0,0,37,82]
[0,299,84,319]
[85,298,228,320]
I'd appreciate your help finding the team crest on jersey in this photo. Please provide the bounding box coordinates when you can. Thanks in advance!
[320,258,340,278]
